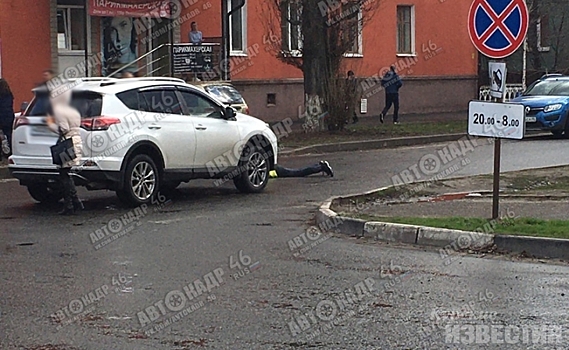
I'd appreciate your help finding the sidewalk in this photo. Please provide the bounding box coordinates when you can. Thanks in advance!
[277,111,468,134]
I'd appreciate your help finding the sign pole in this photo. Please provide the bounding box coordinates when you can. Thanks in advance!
[492,135,501,219]
[492,60,506,220]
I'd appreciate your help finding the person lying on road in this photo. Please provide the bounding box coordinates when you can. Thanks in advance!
[269,161,334,178]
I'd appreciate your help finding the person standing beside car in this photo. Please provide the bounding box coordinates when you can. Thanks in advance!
[46,88,84,215]
[0,79,15,153]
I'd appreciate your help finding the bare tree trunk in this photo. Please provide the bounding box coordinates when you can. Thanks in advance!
[301,0,330,131]
[553,12,565,70]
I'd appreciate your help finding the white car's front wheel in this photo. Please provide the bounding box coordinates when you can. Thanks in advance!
[233,145,269,193]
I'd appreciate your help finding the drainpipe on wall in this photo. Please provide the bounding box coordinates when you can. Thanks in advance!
[84,0,89,77]
[222,0,245,81]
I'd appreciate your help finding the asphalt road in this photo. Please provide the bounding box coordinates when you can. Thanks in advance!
[2,134,569,349]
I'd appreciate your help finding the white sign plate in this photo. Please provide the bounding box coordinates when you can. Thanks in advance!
[360,98,367,114]
[468,101,525,139]
[489,61,506,99]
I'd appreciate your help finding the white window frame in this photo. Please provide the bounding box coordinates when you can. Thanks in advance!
[228,0,247,56]
[396,5,416,57]
[57,5,88,53]
[537,17,550,52]
[344,6,363,57]
[282,1,303,57]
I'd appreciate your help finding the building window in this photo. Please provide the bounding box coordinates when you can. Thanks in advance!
[267,93,276,106]
[342,3,362,56]
[228,0,247,55]
[281,0,302,54]
[397,5,414,55]
[57,5,86,51]
[537,16,550,52]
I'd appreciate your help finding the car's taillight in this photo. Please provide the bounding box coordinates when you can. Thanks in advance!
[244,107,250,115]
[81,116,121,131]
[13,116,30,129]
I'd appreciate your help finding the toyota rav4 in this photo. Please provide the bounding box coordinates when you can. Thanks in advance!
[9,77,278,206]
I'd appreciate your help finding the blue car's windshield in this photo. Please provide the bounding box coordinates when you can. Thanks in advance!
[524,80,569,96]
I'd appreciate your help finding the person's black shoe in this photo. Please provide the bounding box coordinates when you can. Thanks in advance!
[379,113,385,124]
[320,161,334,177]
[72,199,84,211]
[58,206,75,215]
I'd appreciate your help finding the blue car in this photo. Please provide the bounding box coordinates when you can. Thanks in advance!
[511,74,569,136]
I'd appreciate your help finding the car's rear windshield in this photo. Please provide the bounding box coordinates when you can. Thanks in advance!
[524,80,569,96]
[204,85,244,104]
[25,90,103,118]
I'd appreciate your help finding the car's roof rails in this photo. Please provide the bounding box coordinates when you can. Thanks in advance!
[31,77,119,91]
[130,77,186,83]
[99,77,186,87]
[540,73,564,80]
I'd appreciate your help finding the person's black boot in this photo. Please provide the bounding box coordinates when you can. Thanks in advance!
[72,197,84,211]
[319,161,334,177]
[58,202,75,215]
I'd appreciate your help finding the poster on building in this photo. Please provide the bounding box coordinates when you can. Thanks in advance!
[172,44,215,74]
[101,16,138,76]
[89,0,173,18]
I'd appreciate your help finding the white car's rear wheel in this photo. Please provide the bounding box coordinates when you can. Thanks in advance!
[117,154,159,207]
[27,184,62,204]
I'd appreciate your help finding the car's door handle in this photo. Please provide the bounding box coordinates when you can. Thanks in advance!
[148,124,162,130]
[195,126,207,130]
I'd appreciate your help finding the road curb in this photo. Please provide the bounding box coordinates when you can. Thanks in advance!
[493,235,569,260]
[0,166,10,180]
[281,133,466,156]
[316,183,569,260]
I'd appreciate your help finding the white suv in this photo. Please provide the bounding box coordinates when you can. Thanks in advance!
[9,77,278,206]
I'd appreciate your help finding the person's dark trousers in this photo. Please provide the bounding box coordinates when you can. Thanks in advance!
[1,125,11,151]
[275,164,322,178]
[381,93,400,122]
[59,167,82,213]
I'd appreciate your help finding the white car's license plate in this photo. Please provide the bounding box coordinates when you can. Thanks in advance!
[525,116,536,122]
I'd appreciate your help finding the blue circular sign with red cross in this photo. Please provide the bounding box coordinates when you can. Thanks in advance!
[468,0,529,59]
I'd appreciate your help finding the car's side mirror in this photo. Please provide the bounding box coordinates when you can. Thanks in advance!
[20,102,29,113]
[224,106,236,120]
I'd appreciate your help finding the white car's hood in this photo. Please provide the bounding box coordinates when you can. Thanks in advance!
[235,113,267,128]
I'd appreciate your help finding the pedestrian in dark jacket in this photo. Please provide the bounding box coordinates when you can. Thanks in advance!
[345,70,359,124]
[0,79,15,151]
[380,66,403,124]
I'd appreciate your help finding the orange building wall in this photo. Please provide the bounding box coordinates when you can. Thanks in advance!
[0,0,52,110]
[182,0,478,80]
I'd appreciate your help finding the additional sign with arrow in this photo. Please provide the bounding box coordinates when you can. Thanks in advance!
[489,61,506,99]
